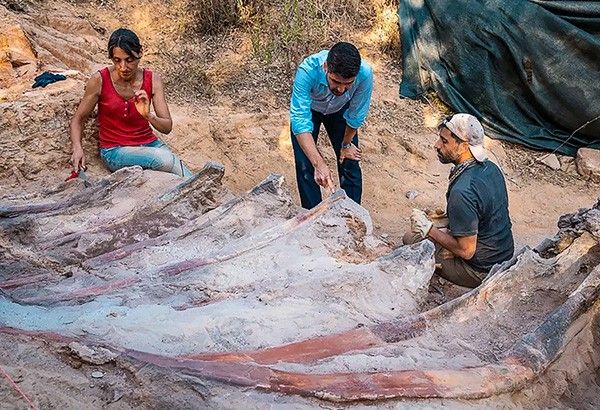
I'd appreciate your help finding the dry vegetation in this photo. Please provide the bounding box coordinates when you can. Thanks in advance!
[67,0,400,106]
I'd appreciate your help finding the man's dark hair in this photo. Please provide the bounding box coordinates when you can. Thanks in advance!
[326,42,361,79]
[108,28,142,59]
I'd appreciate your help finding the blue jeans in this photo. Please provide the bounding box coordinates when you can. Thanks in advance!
[291,107,362,209]
[100,139,192,177]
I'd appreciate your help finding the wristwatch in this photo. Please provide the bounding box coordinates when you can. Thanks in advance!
[342,142,352,149]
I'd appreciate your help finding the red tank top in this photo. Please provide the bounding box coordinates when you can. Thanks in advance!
[97,67,157,148]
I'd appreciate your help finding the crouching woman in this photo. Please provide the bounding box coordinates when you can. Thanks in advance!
[69,28,192,177]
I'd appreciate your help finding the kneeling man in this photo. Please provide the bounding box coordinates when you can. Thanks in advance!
[409,114,514,287]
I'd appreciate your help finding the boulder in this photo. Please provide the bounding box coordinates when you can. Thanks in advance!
[576,148,600,182]
[0,79,99,180]
[0,13,37,88]
[0,3,105,181]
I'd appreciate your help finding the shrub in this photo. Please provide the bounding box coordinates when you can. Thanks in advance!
[249,0,373,68]
[172,0,264,35]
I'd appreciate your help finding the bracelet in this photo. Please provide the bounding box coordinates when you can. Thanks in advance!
[341,142,352,149]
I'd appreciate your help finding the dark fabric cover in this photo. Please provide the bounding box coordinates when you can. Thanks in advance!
[32,71,66,88]
[398,0,600,155]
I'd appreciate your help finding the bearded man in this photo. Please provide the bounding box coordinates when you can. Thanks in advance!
[409,114,514,288]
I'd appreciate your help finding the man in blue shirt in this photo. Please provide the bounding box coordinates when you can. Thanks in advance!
[290,42,374,209]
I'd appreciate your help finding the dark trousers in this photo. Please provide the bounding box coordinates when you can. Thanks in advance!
[291,108,362,209]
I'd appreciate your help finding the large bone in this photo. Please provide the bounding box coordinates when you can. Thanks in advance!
[83,173,290,269]
[0,166,143,218]
[35,162,226,258]
[14,277,141,306]
[0,273,54,290]
[156,189,347,277]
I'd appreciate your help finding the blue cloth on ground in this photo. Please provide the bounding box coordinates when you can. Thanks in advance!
[32,72,67,88]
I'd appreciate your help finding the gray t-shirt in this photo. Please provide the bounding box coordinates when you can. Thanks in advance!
[446,160,514,272]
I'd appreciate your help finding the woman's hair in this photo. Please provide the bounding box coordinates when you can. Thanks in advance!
[108,28,142,59]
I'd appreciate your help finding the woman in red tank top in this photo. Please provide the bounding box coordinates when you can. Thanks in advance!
[69,28,192,177]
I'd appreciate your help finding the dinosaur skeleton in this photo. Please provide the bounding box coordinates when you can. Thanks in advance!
[1,165,599,406]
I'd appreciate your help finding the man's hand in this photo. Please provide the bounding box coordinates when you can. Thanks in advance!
[314,162,335,194]
[411,208,433,239]
[339,143,362,163]
[70,147,86,173]
[133,90,151,119]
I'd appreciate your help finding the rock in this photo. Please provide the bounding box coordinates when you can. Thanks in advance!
[539,154,561,170]
[405,190,419,200]
[576,148,600,182]
[0,21,37,88]
[560,156,575,172]
[68,342,118,365]
[0,3,106,180]
[91,371,104,379]
[0,79,95,180]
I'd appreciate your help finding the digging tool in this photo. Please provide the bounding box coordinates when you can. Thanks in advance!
[65,167,91,187]
[77,167,91,187]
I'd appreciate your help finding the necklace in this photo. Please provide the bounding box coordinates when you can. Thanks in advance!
[448,159,477,186]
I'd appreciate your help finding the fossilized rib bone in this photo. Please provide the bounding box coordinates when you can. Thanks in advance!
[36,162,226,255]
[0,166,143,218]
[83,173,291,269]
[156,189,347,277]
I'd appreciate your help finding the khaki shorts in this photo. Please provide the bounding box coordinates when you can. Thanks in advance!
[437,254,486,288]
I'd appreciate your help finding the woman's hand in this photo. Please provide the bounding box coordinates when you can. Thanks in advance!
[70,146,86,172]
[133,90,151,119]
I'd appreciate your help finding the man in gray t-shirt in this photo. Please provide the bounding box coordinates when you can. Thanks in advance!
[409,114,514,287]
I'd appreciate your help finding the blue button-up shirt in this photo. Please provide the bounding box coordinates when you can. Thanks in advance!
[290,50,374,135]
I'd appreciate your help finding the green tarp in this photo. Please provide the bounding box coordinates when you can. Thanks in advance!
[398,0,600,155]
